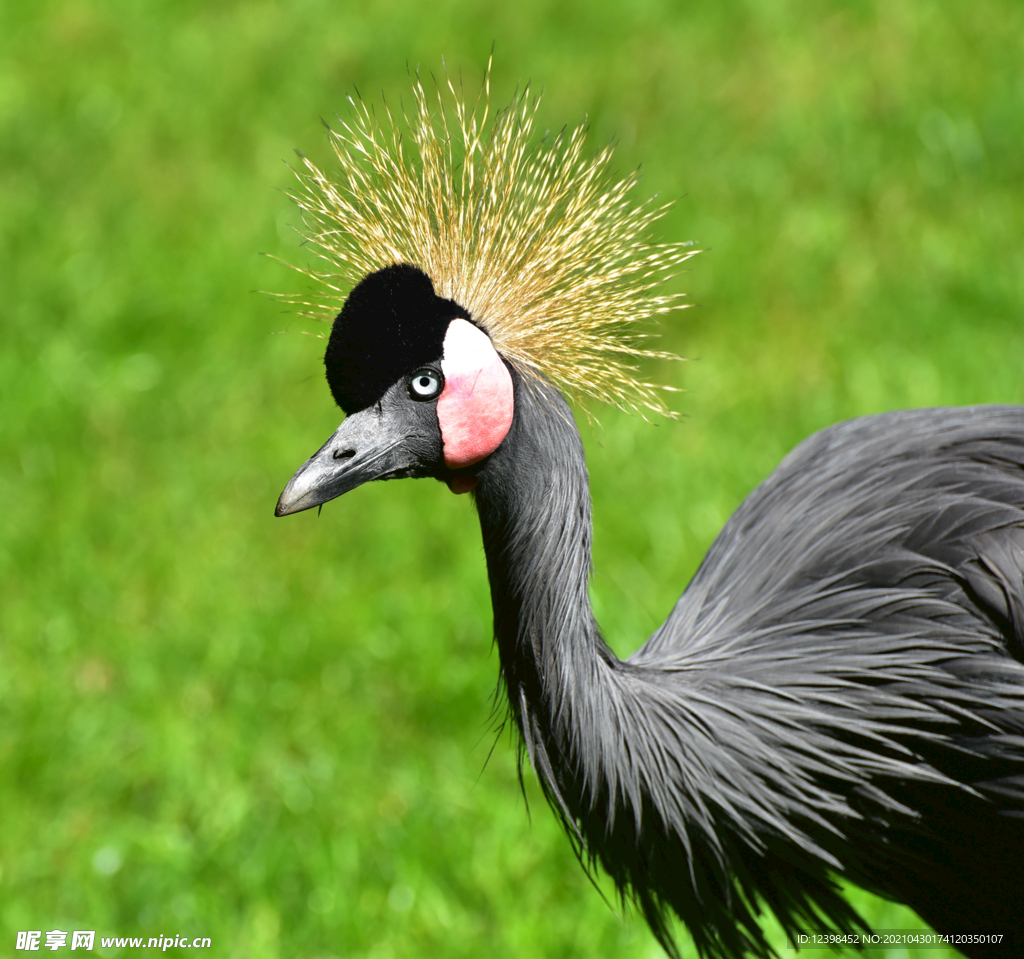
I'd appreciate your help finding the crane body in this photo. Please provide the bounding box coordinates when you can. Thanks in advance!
[273,68,1024,958]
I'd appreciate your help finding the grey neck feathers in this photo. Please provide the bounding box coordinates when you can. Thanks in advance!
[472,373,618,819]
[471,372,731,956]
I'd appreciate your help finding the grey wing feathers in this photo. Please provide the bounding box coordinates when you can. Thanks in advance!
[639,405,1024,664]
[620,406,1024,953]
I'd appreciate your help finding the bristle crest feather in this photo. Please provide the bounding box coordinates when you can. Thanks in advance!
[279,56,699,417]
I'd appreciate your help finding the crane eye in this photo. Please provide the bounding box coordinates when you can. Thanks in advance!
[409,368,443,400]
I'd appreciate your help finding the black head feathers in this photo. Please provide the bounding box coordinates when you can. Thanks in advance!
[324,264,472,414]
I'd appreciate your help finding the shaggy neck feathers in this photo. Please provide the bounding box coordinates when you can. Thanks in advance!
[473,375,614,776]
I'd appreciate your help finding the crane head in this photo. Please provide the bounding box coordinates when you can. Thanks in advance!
[275,62,700,516]
[275,263,514,516]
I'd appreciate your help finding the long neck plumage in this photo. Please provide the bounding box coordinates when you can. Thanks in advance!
[472,370,626,835]
[470,371,705,956]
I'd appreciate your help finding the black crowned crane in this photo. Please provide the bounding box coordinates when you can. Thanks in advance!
[274,66,1024,958]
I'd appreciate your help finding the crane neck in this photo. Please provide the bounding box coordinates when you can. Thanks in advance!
[472,369,620,788]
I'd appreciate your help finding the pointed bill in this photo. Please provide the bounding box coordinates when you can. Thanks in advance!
[276,403,425,516]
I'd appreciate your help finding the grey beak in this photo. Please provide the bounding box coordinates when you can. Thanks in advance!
[275,404,421,516]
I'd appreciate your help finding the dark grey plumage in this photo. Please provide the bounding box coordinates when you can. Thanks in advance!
[474,379,1024,959]
[277,266,1024,958]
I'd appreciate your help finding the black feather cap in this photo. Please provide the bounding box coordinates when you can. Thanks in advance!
[324,263,472,414]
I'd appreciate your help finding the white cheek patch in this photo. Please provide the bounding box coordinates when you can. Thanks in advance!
[437,319,514,470]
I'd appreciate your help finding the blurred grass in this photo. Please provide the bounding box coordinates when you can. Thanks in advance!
[1,1,1022,957]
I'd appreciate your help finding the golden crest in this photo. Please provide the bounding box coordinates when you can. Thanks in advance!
[281,56,698,416]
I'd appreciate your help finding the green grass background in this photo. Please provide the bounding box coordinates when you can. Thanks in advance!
[2,1,1022,957]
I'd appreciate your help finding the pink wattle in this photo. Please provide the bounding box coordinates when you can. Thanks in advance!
[437,319,514,472]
